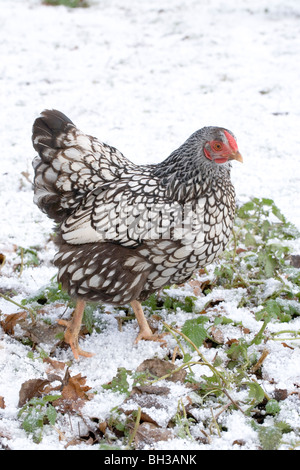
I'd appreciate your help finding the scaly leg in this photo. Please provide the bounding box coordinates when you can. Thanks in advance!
[130,300,166,344]
[57,299,94,360]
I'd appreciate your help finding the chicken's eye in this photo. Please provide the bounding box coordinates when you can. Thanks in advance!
[211,141,223,152]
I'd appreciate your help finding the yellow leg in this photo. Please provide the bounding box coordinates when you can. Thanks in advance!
[130,300,166,344]
[57,299,94,360]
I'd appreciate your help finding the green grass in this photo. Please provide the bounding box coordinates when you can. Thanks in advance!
[18,395,61,444]
[42,0,89,7]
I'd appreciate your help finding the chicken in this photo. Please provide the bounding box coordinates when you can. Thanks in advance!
[32,109,242,359]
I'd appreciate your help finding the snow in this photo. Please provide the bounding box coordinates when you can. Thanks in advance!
[0,0,300,451]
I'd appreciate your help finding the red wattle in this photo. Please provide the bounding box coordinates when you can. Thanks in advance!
[204,147,228,164]
[204,147,212,160]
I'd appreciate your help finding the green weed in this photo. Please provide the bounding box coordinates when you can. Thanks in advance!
[102,368,132,396]
[42,0,89,8]
[21,280,72,307]
[18,395,61,443]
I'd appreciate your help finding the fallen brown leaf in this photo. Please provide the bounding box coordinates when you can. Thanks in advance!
[22,320,65,347]
[53,372,92,412]
[226,338,239,346]
[132,385,170,396]
[62,373,91,400]
[242,327,251,334]
[0,311,27,335]
[136,358,186,383]
[210,326,224,344]
[134,422,173,449]
[43,357,66,371]
[236,248,247,254]
[189,279,203,296]
[232,439,246,446]
[281,342,294,350]
[18,378,51,407]
[122,385,172,426]
[250,349,269,373]
[274,388,288,401]
[290,255,300,268]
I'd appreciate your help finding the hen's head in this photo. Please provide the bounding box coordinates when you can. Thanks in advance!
[199,127,243,165]
[154,125,242,184]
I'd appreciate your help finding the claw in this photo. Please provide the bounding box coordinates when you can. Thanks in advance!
[57,319,94,360]
[130,299,167,346]
[134,329,167,345]
[57,299,94,360]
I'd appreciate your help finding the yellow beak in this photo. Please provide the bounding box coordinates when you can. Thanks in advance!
[228,151,243,163]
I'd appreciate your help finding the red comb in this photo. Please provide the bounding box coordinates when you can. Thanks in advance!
[224,130,238,151]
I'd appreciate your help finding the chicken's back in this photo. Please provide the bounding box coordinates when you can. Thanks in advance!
[32,109,133,223]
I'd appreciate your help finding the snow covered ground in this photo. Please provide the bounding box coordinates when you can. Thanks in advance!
[0,0,300,451]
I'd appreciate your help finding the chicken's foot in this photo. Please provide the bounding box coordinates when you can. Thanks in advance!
[57,299,94,360]
[130,300,166,344]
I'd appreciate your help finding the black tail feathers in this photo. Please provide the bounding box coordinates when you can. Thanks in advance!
[32,109,75,160]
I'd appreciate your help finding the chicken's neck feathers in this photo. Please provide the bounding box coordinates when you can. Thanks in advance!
[130,146,233,204]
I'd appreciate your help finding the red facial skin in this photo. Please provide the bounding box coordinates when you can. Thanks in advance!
[204,130,242,164]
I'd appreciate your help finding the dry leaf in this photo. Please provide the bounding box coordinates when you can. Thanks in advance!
[0,397,5,409]
[43,357,66,371]
[54,372,91,412]
[281,342,294,350]
[290,255,300,268]
[232,439,246,446]
[22,320,65,346]
[226,338,239,346]
[134,422,173,449]
[210,326,224,344]
[136,358,186,383]
[274,388,288,401]
[131,385,170,396]
[236,248,247,254]
[0,311,27,335]
[18,367,92,415]
[122,385,172,426]
[189,279,203,296]
[18,378,51,407]
[241,327,251,334]
[62,373,91,401]
[250,349,269,373]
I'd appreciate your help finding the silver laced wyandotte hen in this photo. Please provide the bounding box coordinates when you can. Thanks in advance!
[32,110,242,360]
